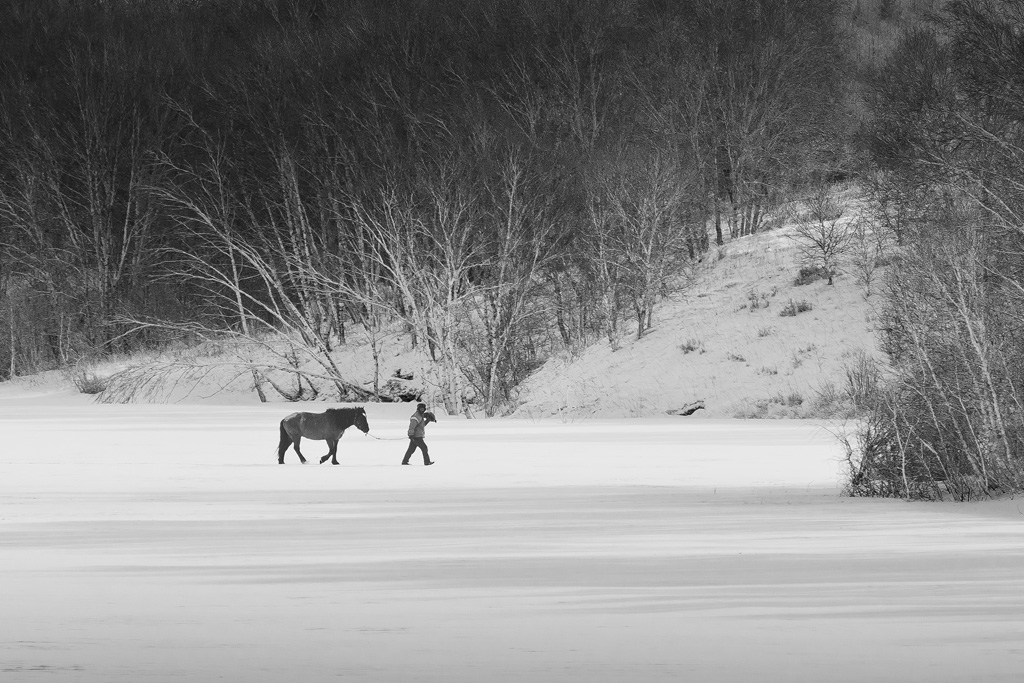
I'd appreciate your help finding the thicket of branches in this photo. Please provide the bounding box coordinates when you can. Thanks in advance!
[853,0,1024,498]
[0,0,851,413]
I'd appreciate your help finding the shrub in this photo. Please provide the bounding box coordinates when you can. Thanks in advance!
[762,391,804,408]
[61,362,109,395]
[794,265,828,286]
[735,391,806,418]
[844,350,882,411]
[680,338,704,354]
[746,287,777,311]
[74,372,108,395]
[811,381,842,414]
[779,299,813,317]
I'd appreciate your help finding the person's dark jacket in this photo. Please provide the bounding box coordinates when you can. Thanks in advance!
[407,410,436,438]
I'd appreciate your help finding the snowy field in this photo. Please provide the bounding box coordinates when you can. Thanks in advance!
[4,399,1024,682]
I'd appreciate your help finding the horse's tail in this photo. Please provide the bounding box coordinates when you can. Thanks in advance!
[277,420,292,463]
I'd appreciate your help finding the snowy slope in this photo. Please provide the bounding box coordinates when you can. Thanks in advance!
[0,217,881,419]
[514,224,880,419]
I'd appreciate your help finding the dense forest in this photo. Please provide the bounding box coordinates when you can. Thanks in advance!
[3,0,1024,497]
[0,0,853,413]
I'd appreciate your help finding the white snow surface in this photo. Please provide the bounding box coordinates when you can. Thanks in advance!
[4,392,1024,682]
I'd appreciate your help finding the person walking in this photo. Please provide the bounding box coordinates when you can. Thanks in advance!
[402,403,435,466]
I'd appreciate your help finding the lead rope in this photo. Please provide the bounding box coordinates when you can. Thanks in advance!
[366,432,407,441]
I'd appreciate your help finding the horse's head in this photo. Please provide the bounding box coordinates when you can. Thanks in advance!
[353,407,370,434]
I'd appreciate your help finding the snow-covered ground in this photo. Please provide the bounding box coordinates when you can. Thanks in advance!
[514,221,882,419]
[4,395,1024,682]
[0,203,1016,681]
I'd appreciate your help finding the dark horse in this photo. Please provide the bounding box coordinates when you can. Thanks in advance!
[277,407,370,465]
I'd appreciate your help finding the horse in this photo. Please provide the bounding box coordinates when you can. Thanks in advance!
[277,407,370,465]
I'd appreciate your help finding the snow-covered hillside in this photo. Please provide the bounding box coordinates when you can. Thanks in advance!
[0,217,882,419]
[514,223,880,419]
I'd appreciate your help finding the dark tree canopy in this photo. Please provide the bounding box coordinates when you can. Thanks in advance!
[0,0,853,413]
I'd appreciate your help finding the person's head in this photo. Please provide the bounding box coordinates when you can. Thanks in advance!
[416,402,427,413]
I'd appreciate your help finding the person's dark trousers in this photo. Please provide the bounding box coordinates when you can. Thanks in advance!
[402,437,430,465]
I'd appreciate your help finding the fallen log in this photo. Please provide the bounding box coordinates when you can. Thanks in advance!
[666,400,705,416]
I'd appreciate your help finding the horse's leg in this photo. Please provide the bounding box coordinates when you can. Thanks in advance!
[277,423,292,464]
[293,435,307,464]
[322,436,340,465]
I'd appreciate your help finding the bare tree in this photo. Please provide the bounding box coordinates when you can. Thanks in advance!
[141,142,373,402]
[461,144,560,414]
[790,185,854,285]
[602,150,696,338]
[344,155,482,415]
[679,0,850,239]
[0,45,172,363]
[847,212,892,297]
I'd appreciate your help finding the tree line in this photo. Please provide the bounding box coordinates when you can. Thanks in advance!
[854,0,1024,498]
[0,0,851,414]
